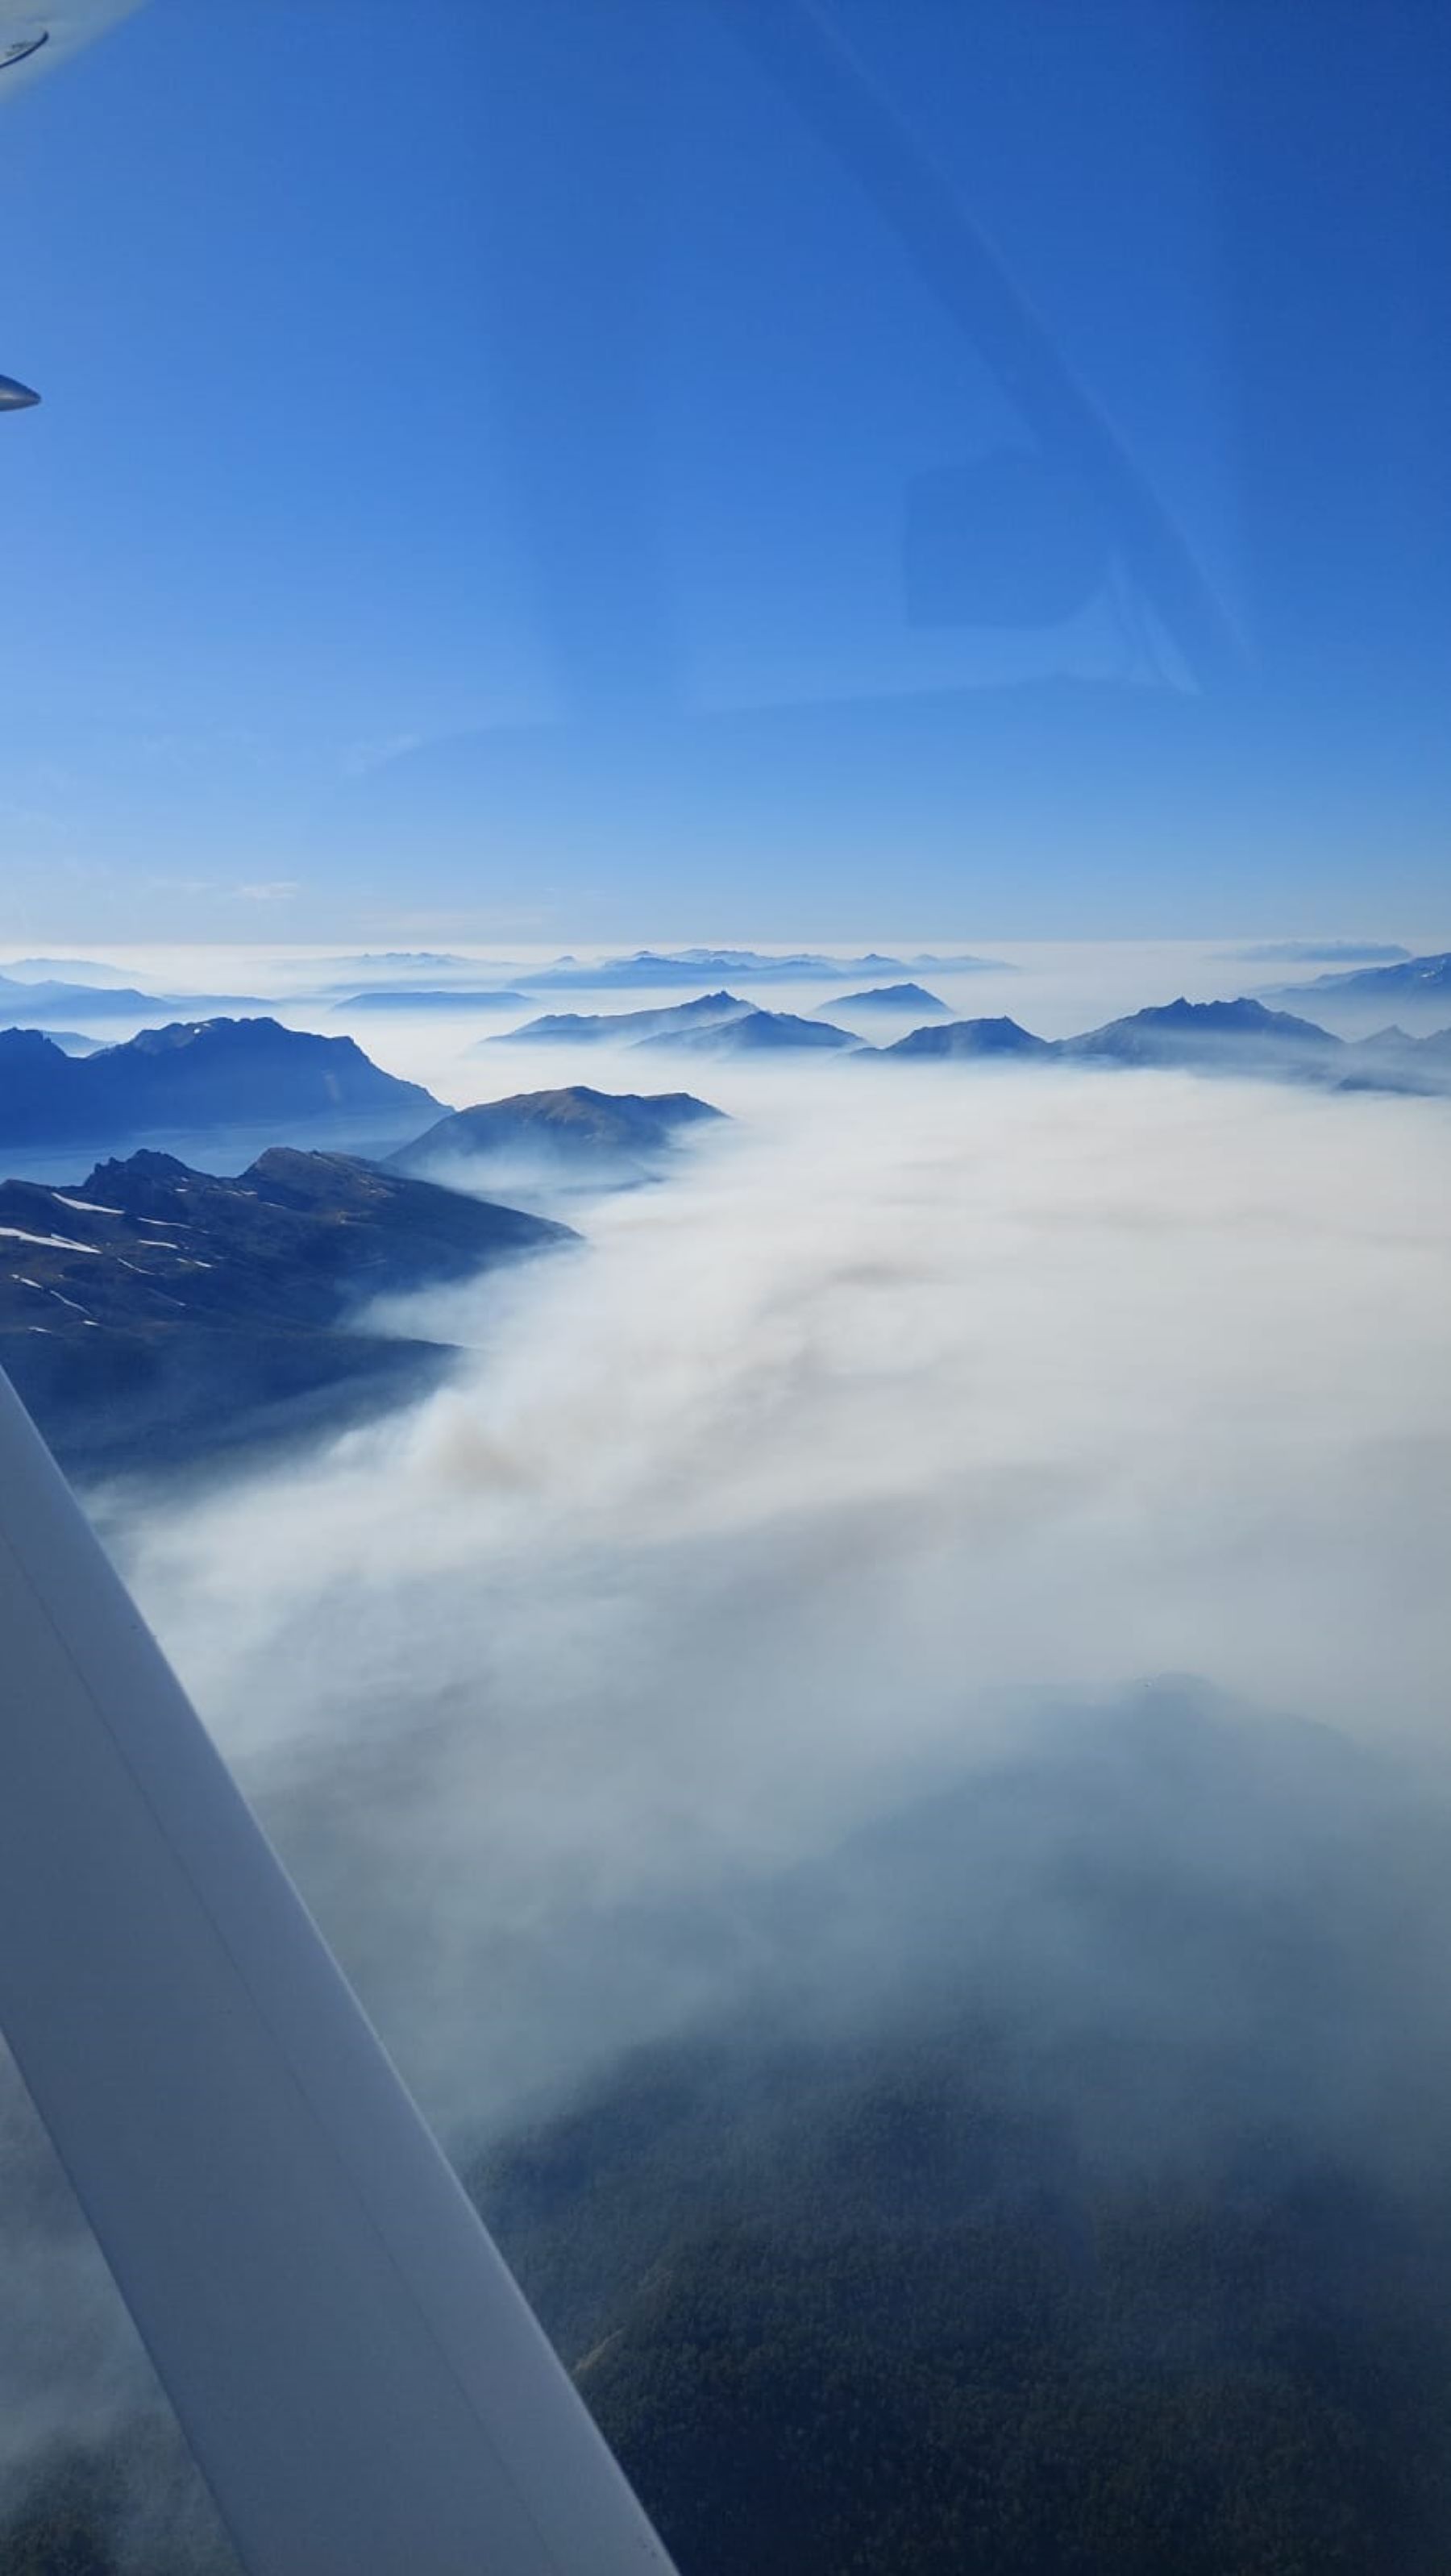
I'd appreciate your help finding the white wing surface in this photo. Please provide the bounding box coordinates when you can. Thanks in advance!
[0,1,143,92]
[0,1373,675,2576]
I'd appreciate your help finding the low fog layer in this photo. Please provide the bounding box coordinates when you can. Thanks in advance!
[121,1061,1451,2115]
[2,1052,1449,2550]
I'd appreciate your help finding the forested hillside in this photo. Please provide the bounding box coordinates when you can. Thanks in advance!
[10,1695,1451,2574]
[475,2017,1451,2576]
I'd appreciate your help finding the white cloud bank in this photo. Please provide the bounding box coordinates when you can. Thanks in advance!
[106,1058,1451,2127]
[2,1049,1449,2535]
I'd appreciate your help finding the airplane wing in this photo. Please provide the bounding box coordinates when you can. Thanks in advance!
[0,27,673,2565]
[1,2,150,405]
[0,1370,676,2574]
[0,0,143,94]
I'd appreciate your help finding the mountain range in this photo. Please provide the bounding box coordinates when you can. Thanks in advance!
[887,996,1451,1091]
[487,986,1451,1090]
[1334,1024,1451,1091]
[0,958,143,987]
[634,1008,862,1056]
[0,970,266,1023]
[1056,995,1342,1068]
[1270,947,1451,996]
[497,993,865,1054]
[337,988,534,1013]
[320,951,483,979]
[490,992,751,1047]
[6,989,1444,1219]
[0,1145,569,1477]
[0,1018,444,1155]
[1227,940,1411,966]
[513,949,1003,989]
[1256,947,1451,1033]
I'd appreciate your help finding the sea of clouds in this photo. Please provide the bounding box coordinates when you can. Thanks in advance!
[2,953,1449,2548]
[114,1050,1451,2119]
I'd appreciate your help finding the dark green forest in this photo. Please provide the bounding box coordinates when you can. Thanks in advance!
[472,2014,1451,2576]
[8,1694,1451,2574]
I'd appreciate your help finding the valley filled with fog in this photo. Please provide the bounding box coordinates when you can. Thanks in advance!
[2,941,1450,2573]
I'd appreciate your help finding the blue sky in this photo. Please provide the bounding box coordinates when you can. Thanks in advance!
[2,0,1449,944]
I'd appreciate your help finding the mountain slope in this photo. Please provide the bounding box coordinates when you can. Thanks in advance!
[468,1700,1451,2576]
[1272,948,1451,999]
[0,1146,568,1475]
[0,1026,103,1056]
[885,1016,1052,1059]
[821,983,950,1016]
[875,996,1450,1090]
[0,972,266,1022]
[491,992,750,1048]
[12,1672,1451,2576]
[1258,949,1451,1034]
[634,1008,861,1056]
[392,1087,724,1191]
[1336,1024,1451,1092]
[0,975,160,1019]
[0,1019,444,1152]
[1058,996,1343,1068]
[0,958,140,987]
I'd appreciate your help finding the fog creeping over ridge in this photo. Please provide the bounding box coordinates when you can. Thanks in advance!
[2,948,1450,2565]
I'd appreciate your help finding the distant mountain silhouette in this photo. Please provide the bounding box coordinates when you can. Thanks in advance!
[510,948,1010,983]
[323,950,479,975]
[1273,947,1451,998]
[518,949,923,989]
[0,957,139,987]
[337,989,534,1013]
[0,1145,569,1476]
[0,1027,103,1057]
[1336,1024,1451,1093]
[1257,949,1451,1035]
[0,976,177,1020]
[822,983,949,1016]
[493,992,750,1047]
[1059,995,1342,1068]
[879,995,1451,1093]
[0,1019,443,1153]
[885,1016,1052,1058]
[392,1086,724,1193]
[1228,940,1410,966]
[634,1008,861,1055]
[0,971,267,1021]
